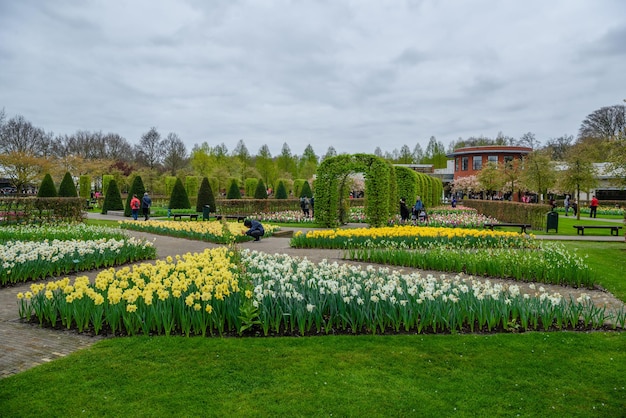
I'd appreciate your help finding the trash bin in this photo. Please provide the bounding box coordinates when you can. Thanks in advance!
[546,211,558,233]
[202,205,211,221]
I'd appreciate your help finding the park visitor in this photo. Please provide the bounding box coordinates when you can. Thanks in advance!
[243,219,265,241]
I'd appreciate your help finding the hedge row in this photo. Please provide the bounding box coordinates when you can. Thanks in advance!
[0,197,84,225]
[462,199,551,230]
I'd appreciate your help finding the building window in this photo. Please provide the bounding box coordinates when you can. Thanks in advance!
[504,156,514,167]
[473,156,482,170]
[488,155,498,165]
[455,158,459,172]
[461,157,468,171]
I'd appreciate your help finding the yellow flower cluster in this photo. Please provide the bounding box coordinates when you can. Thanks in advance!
[121,219,279,237]
[303,225,522,240]
[22,247,239,308]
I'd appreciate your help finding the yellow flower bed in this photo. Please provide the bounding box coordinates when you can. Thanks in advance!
[299,225,524,240]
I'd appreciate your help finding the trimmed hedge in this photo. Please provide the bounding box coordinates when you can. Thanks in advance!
[196,177,216,213]
[58,172,78,198]
[37,173,57,198]
[101,179,124,214]
[463,199,551,230]
[169,177,191,209]
[254,179,268,199]
[0,197,84,225]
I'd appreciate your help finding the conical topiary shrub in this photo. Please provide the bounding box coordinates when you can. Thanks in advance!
[196,177,216,213]
[300,180,312,198]
[275,181,288,199]
[58,172,78,197]
[125,175,146,217]
[37,173,57,197]
[254,178,268,199]
[226,179,241,199]
[101,179,124,214]
[169,177,191,210]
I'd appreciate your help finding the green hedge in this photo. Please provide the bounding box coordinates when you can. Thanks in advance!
[462,200,551,230]
[0,197,84,225]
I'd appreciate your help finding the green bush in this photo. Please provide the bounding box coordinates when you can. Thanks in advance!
[244,178,258,198]
[169,178,191,210]
[79,175,91,199]
[101,180,124,214]
[102,175,114,195]
[226,179,242,199]
[37,173,57,198]
[300,181,312,198]
[196,177,216,213]
[185,176,200,201]
[125,176,146,217]
[254,179,268,199]
[58,172,78,198]
[275,181,288,199]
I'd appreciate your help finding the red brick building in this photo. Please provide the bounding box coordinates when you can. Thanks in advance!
[447,145,532,180]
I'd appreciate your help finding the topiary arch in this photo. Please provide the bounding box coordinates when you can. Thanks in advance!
[315,154,393,227]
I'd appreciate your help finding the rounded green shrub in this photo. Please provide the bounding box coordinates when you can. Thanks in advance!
[101,179,124,214]
[226,179,242,199]
[37,173,57,198]
[169,177,191,209]
[300,181,312,198]
[275,180,288,199]
[58,172,78,197]
[196,177,216,213]
[254,178,268,199]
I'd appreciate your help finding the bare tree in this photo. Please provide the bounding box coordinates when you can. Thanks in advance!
[517,132,540,149]
[543,135,573,160]
[0,115,51,156]
[162,133,188,175]
[579,104,626,140]
[104,133,134,161]
[135,127,164,170]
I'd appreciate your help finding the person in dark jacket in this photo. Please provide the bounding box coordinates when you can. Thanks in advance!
[243,219,265,241]
[399,198,410,222]
[141,192,152,221]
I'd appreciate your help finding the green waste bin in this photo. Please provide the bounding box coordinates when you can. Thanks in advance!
[202,205,211,221]
[546,211,558,233]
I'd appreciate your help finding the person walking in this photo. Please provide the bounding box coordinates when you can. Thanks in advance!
[590,195,599,218]
[141,192,152,221]
[130,194,141,220]
[303,197,311,218]
[243,219,265,241]
[564,195,570,216]
[399,198,410,223]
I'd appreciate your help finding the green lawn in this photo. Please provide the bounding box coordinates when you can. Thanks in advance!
[1,333,624,417]
[561,241,626,301]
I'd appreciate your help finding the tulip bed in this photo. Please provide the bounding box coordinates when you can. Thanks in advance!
[17,248,625,336]
[291,226,594,288]
[119,219,280,244]
[0,225,156,286]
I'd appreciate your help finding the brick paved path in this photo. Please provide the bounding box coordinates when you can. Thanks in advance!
[1,224,624,379]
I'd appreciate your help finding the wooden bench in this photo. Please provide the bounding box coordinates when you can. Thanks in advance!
[573,225,622,236]
[173,213,198,221]
[484,223,531,233]
[214,214,248,222]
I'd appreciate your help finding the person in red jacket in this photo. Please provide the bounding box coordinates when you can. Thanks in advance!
[590,195,599,218]
[130,194,141,220]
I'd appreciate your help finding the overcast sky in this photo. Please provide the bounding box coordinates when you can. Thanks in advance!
[1,0,624,157]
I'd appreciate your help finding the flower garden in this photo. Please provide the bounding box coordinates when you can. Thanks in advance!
[291,225,593,287]
[9,206,626,336]
[1,224,156,285]
[16,246,625,336]
[119,219,280,244]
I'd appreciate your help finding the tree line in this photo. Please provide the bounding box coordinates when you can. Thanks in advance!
[0,103,624,197]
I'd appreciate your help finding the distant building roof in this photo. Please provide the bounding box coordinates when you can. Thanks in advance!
[446,145,533,158]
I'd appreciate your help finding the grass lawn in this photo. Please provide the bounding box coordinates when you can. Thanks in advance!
[561,241,626,301]
[1,333,624,417]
